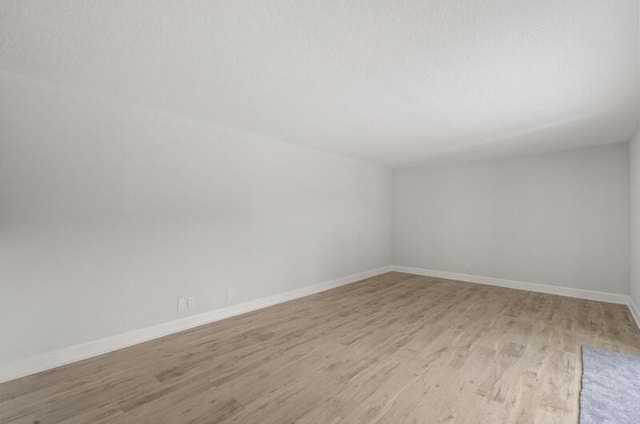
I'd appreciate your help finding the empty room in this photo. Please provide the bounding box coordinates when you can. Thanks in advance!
[2,1,640,423]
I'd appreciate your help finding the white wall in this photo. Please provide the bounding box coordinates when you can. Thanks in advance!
[631,135,640,308]
[393,144,630,294]
[630,8,640,313]
[0,71,392,364]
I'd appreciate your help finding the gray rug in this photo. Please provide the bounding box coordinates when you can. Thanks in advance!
[580,346,640,423]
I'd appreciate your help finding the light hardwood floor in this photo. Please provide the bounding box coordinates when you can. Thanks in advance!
[1,272,640,424]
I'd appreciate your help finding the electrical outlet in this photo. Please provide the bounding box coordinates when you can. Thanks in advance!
[226,288,234,301]
[177,298,186,310]
[187,296,195,308]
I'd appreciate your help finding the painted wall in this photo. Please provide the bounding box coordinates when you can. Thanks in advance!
[630,7,640,313]
[631,135,640,308]
[0,71,392,363]
[393,144,630,295]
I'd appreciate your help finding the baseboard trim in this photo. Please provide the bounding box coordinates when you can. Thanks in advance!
[0,265,392,384]
[392,265,631,305]
[393,265,640,332]
[629,298,640,331]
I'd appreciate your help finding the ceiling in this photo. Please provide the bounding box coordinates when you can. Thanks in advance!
[1,0,638,166]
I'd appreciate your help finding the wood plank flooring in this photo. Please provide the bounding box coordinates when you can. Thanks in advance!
[1,272,639,424]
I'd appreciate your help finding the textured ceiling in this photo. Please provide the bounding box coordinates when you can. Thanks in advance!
[1,0,638,166]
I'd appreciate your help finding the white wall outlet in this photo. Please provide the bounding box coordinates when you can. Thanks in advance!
[226,288,234,301]
[177,298,186,310]
[187,296,195,308]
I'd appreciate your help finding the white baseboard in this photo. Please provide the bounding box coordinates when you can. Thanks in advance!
[392,265,631,305]
[3,265,636,384]
[629,297,640,331]
[0,266,392,384]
